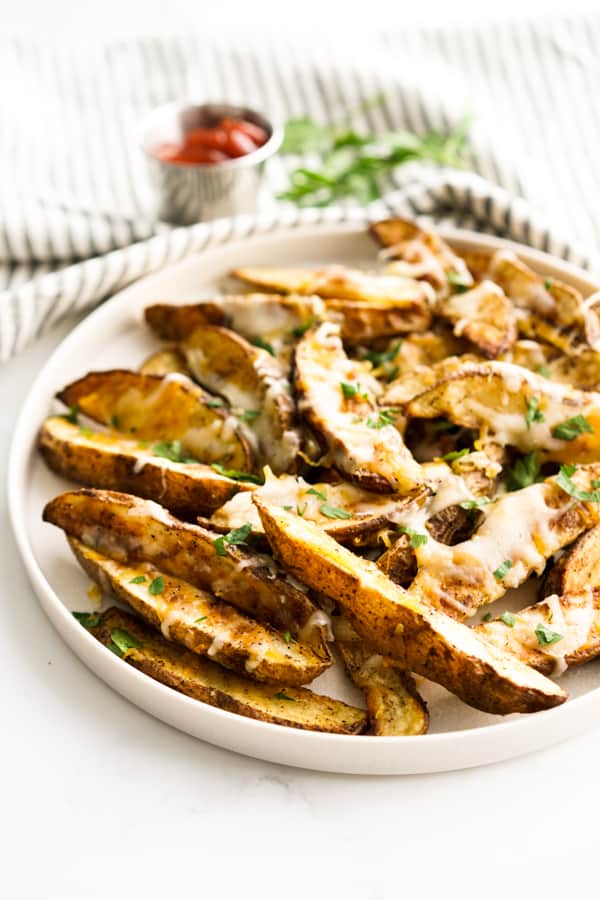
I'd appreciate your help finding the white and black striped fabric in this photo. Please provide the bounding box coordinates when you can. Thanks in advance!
[1,16,600,362]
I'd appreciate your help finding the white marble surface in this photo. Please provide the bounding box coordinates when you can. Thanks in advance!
[1,315,599,899]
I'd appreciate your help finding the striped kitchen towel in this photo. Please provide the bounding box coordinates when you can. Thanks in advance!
[1,15,600,361]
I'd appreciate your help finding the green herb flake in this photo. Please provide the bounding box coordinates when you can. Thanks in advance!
[442,447,469,462]
[129,575,147,584]
[283,630,292,644]
[399,526,428,548]
[62,405,79,424]
[211,463,264,485]
[366,409,398,429]
[340,381,368,401]
[239,409,261,423]
[109,628,143,657]
[459,497,493,510]
[306,487,327,501]
[252,337,275,356]
[544,279,553,290]
[72,611,102,629]
[296,503,307,517]
[79,426,93,439]
[274,690,296,702]
[110,414,121,428]
[292,318,315,338]
[194,616,208,624]
[214,523,253,557]
[525,396,544,430]
[536,365,552,379]
[556,464,600,503]
[319,503,353,520]
[431,419,460,434]
[506,452,542,491]
[153,440,198,464]
[205,397,226,409]
[447,271,471,293]
[364,340,403,369]
[482,612,493,622]
[551,415,593,442]
[535,622,563,646]
[493,560,514,581]
[500,611,516,627]
[149,576,165,595]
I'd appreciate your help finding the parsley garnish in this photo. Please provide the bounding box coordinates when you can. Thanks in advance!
[506,451,542,491]
[278,110,471,207]
[239,409,260,423]
[129,575,147,584]
[364,340,403,369]
[149,576,164,595]
[551,415,593,442]
[366,409,398,429]
[493,560,513,580]
[292,318,315,338]
[110,414,121,428]
[72,611,102,629]
[556,464,600,503]
[109,628,143,657]
[500,611,516,627]
[296,503,307,517]
[283,630,292,644]
[536,365,551,379]
[252,337,275,356]
[194,616,208,624]
[340,381,368,400]
[214,523,253,556]
[153,440,198,464]
[79,426,93,438]
[205,397,226,409]
[62,405,79,424]
[525,396,544,430]
[543,279,553,290]
[442,448,469,462]
[447,271,471,293]
[274,690,296,701]
[535,622,563,646]
[306,487,327,501]
[459,497,493,510]
[319,503,353,519]
[431,419,460,434]
[482,612,493,622]
[399,527,428,548]
[211,463,263,485]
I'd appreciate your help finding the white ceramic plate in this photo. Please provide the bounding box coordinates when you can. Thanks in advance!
[9,220,600,774]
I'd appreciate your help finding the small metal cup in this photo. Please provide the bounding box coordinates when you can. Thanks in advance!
[140,102,282,225]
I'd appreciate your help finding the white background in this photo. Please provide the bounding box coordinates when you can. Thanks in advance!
[3,2,600,898]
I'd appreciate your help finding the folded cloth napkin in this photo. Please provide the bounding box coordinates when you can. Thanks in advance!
[1,15,600,362]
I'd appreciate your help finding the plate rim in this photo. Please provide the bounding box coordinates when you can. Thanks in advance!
[9,216,600,774]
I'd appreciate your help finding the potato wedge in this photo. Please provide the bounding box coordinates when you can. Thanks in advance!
[409,465,600,619]
[383,354,480,407]
[294,322,424,493]
[369,218,474,291]
[182,325,299,473]
[39,416,247,517]
[475,589,600,678]
[437,280,517,358]
[323,296,432,343]
[332,614,428,735]
[542,522,600,598]
[138,348,191,377]
[208,468,428,544]
[407,361,600,464]
[255,500,566,715]
[57,370,253,471]
[87,607,367,733]
[70,540,328,685]
[43,489,328,644]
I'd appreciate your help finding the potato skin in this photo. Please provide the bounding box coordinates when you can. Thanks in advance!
[89,607,367,734]
[39,417,244,517]
[255,500,567,715]
[542,522,600,598]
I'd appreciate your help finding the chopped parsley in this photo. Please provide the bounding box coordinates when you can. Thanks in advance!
[283,630,292,644]
[252,336,275,356]
[366,409,398,429]
[149,576,165,595]
[239,409,261,423]
[109,628,143,657]
[129,575,147,584]
[340,381,369,400]
[296,503,307,517]
[292,318,316,338]
[535,622,563,646]
[79,426,93,439]
[482,612,493,622]
[62,405,79,424]
[319,503,353,519]
[536,365,552,379]
[399,526,428,548]
[431,418,460,434]
[194,616,208,624]
[72,611,102,629]
[525,396,544,430]
[306,487,327,501]
[493,560,513,581]
[500,611,516,627]
[506,451,542,491]
[153,440,198,464]
[459,497,493,510]
[551,415,593,442]
[447,270,471,293]
[274,690,296,701]
[556,464,600,503]
[110,414,121,428]
[442,447,469,462]
[205,397,226,409]
[214,523,253,556]
[364,340,403,370]
[211,463,264,485]
[543,279,553,290]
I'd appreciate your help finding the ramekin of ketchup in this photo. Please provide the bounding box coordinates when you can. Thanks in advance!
[140,102,282,224]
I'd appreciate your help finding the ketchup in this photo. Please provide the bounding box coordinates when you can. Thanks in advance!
[155,117,268,165]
